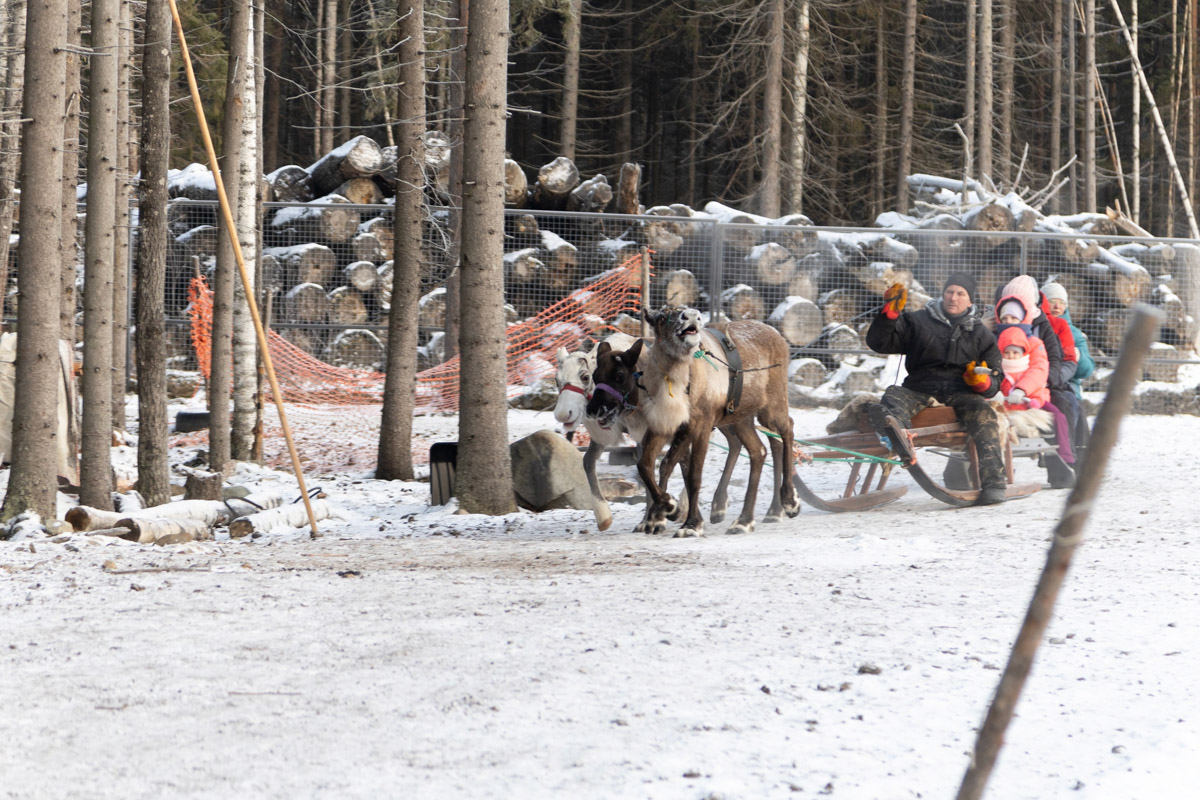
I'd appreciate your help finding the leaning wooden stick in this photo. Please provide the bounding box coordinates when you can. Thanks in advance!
[166,0,321,537]
[956,304,1164,800]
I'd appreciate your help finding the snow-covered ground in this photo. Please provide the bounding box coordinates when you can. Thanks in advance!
[1,402,1197,799]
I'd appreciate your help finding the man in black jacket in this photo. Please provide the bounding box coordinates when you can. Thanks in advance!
[865,272,1008,505]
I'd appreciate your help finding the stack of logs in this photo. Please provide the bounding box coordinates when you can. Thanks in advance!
[162,134,1197,380]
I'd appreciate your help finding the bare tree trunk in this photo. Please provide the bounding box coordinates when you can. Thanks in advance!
[1084,0,1096,211]
[111,0,133,432]
[618,0,633,165]
[338,0,351,142]
[1131,0,1140,223]
[1050,0,1062,214]
[377,0,425,481]
[312,0,325,160]
[364,0,394,146]
[964,0,976,185]
[758,0,783,217]
[1190,0,1197,221]
[79,0,120,508]
[135,0,172,508]
[263,0,283,169]
[60,0,81,346]
[894,0,916,213]
[998,0,1014,186]
[978,0,994,180]
[210,0,250,473]
[788,0,810,215]
[322,0,337,154]
[1067,0,1078,212]
[872,6,885,219]
[560,0,581,160]
[1,0,67,525]
[0,0,25,313]
[443,0,467,361]
[231,0,259,461]
[457,0,516,515]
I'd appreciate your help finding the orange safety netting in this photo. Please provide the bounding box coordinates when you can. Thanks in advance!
[185,251,649,470]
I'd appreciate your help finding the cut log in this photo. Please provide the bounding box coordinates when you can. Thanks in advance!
[702,201,764,253]
[746,242,796,285]
[351,232,385,264]
[504,159,528,207]
[183,469,224,501]
[768,296,823,346]
[333,176,384,205]
[766,213,819,255]
[114,517,213,545]
[504,247,545,287]
[658,269,701,307]
[283,282,330,323]
[786,270,819,302]
[963,202,1016,249]
[817,322,862,358]
[376,261,393,304]
[1096,248,1151,305]
[852,232,919,269]
[850,260,914,296]
[912,213,966,257]
[263,243,336,287]
[418,287,447,329]
[261,253,284,291]
[720,284,764,321]
[266,165,313,202]
[423,130,451,199]
[534,156,581,207]
[567,174,613,213]
[817,288,860,326]
[307,135,385,196]
[229,500,331,539]
[641,206,689,257]
[373,144,399,189]
[539,230,579,293]
[325,329,385,370]
[788,357,826,388]
[616,163,642,215]
[1143,342,1181,382]
[343,260,378,293]
[166,162,218,200]
[175,225,219,260]
[327,286,369,324]
[358,215,394,258]
[270,194,361,244]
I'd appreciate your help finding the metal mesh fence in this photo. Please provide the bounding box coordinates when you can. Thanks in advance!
[152,201,1200,381]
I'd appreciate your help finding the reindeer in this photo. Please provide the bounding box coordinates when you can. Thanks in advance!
[553,333,749,532]
[588,306,800,537]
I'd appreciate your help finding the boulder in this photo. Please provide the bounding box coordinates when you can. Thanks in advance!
[509,430,609,528]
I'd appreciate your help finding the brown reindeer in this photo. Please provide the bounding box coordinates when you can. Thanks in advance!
[588,306,800,536]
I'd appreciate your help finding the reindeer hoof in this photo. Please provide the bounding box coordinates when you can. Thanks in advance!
[710,509,727,524]
[673,524,704,538]
[645,519,667,535]
[763,512,782,524]
[784,503,801,518]
[664,496,683,522]
[726,521,755,535]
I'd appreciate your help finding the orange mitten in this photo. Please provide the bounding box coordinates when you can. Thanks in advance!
[882,283,908,320]
[963,361,992,392]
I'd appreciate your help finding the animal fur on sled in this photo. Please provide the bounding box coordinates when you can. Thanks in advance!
[828,392,1054,444]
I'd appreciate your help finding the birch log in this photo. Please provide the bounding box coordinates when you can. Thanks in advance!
[229,500,331,539]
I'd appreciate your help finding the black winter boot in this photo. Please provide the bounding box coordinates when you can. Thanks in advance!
[976,485,1007,505]
[1044,453,1076,489]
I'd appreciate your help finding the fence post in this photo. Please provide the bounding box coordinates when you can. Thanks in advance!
[710,219,724,322]
[640,246,650,339]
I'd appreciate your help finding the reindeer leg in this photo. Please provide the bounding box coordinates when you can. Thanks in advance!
[763,433,784,523]
[726,422,765,535]
[710,428,740,524]
[661,427,690,522]
[760,407,801,518]
[636,431,676,535]
[582,439,612,531]
[676,428,712,538]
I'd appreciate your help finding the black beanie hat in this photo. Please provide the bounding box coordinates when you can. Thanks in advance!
[943,271,977,303]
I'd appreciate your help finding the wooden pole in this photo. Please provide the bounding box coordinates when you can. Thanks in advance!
[1106,0,1200,238]
[167,0,321,537]
[955,304,1164,800]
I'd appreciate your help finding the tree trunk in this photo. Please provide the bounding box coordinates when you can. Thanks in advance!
[1131,0,1140,222]
[978,0,994,180]
[60,0,81,349]
[231,0,260,462]
[789,0,810,215]
[872,6,885,220]
[377,1,425,481]
[1084,0,1096,211]
[456,0,516,515]
[894,0,916,213]
[307,134,385,196]
[266,165,313,202]
[759,0,783,217]
[998,0,1014,186]
[1,0,68,526]
[80,0,120,508]
[1050,0,1062,214]
[0,0,24,321]
[111,0,134,433]
[322,0,336,154]
[560,0,581,160]
[135,0,171,508]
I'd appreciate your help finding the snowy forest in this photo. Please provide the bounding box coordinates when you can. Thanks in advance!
[2,0,1200,527]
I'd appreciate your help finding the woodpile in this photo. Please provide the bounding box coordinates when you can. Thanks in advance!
[156,137,1196,388]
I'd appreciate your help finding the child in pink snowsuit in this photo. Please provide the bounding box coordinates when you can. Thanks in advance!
[998,326,1050,410]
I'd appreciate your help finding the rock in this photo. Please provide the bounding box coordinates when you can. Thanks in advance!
[509,430,608,528]
[507,377,558,411]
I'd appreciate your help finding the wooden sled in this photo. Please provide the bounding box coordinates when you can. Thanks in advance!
[793,406,1041,511]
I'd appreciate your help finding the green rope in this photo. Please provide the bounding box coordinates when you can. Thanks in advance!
[693,349,719,370]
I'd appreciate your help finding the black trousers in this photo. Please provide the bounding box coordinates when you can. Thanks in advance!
[877,384,1007,491]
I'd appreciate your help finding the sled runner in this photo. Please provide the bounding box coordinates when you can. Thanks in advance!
[792,406,1042,510]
